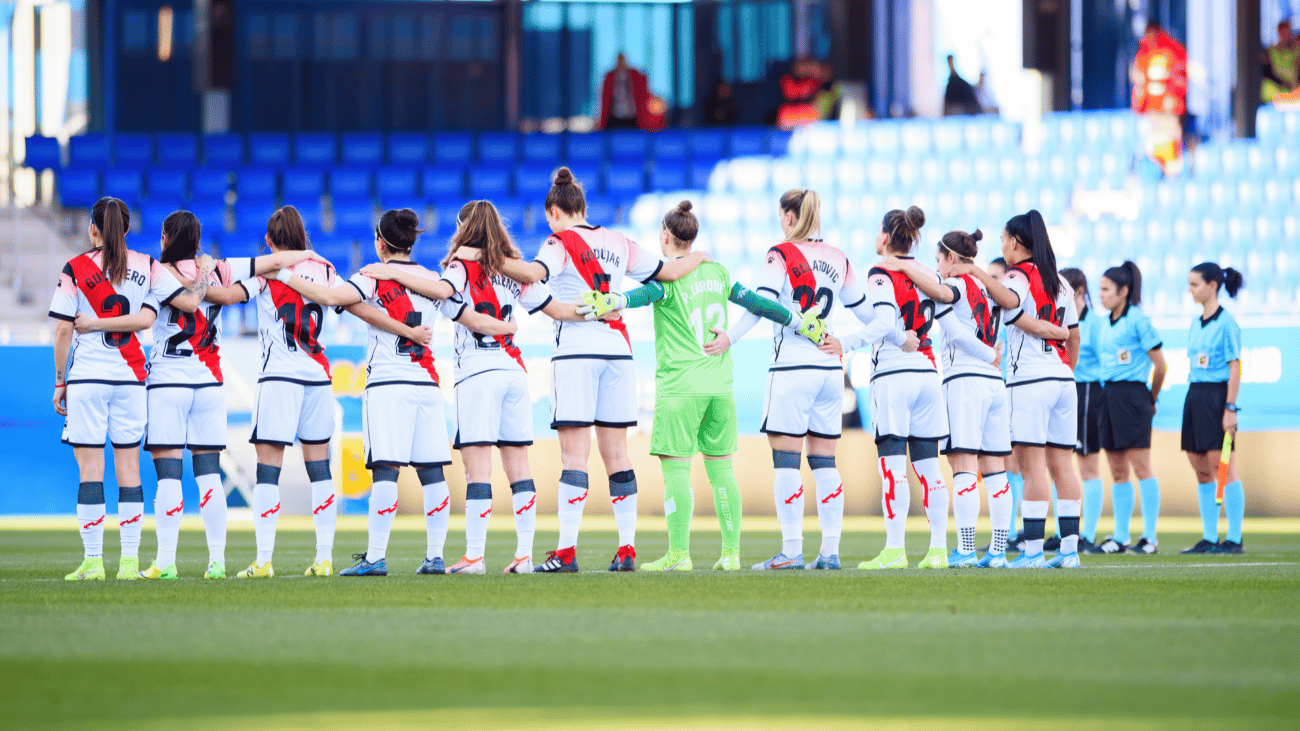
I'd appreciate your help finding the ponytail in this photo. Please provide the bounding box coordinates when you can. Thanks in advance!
[1004,209,1059,301]
[937,228,981,262]
[444,200,521,279]
[662,200,698,245]
[1191,262,1245,299]
[267,205,308,251]
[159,210,202,264]
[91,196,130,284]
[1103,260,1143,306]
[881,206,926,254]
[1060,267,1091,309]
[779,188,821,243]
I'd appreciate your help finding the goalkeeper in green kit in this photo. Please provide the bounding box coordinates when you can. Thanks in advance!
[578,201,826,570]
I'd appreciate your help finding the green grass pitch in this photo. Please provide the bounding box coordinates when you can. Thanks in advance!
[2,524,1298,730]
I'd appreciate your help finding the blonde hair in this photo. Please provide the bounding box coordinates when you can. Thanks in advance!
[779,188,821,243]
[442,200,521,279]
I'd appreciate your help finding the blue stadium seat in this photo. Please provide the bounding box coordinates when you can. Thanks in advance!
[328,167,373,201]
[68,134,110,169]
[282,168,324,201]
[23,136,61,170]
[689,160,723,190]
[433,132,474,166]
[868,123,902,156]
[428,198,464,233]
[114,134,153,168]
[332,199,375,237]
[58,169,99,207]
[468,165,512,198]
[248,133,291,167]
[311,233,356,271]
[218,234,263,259]
[493,198,527,236]
[477,132,519,165]
[387,133,430,166]
[340,133,383,167]
[728,158,770,193]
[185,203,228,238]
[376,167,419,206]
[652,130,688,162]
[203,134,244,168]
[191,169,231,202]
[605,164,646,198]
[147,169,187,202]
[294,133,337,167]
[234,203,278,236]
[156,133,199,168]
[565,133,606,164]
[729,127,766,157]
[283,199,323,234]
[566,163,602,194]
[585,197,618,227]
[140,201,179,237]
[932,120,963,153]
[651,162,687,191]
[103,169,144,204]
[901,122,933,154]
[767,129,792,157]
[522,133,561,164]
[609,131,649,162]
[235,169,277,202]
[422,167,465,200]
[515,165,555,199]
[688,129,727,160]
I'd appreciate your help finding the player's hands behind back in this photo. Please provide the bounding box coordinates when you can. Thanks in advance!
[794,310,827,344]
[575,291,626,321]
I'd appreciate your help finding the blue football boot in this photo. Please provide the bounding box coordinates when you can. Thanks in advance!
[340,553,387,577]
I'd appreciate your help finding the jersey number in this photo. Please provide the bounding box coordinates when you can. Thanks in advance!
[687,303,727,348]
[791,284,834,320]
[970,301,1002,347]
[99,294,131,348]
[1038,304,1066,353]
[396,312,426,357]
[275,302,325,354]
[164,306,220,357]
[899,299,936,350]
[471,301,513,349]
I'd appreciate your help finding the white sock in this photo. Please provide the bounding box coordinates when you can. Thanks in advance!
[809,456,843,557]
[305,460,336,564]
[985,471,1012,554]
[118,487,144,560]
[609,471,638,549]
[879,454,910,549]
[952,471,980,554]
[556,470,589,551]
[913,457,948,549]
[367,480,399,563]
[153,478,184,568]
[77,482,106,558]
[1058,498,1081,555]
[1022,499,1049,556]
[511,480,537,560]
[772,450,804,558]
[464,482,492,561]
[195,472,227,564]
[422,477,451,560]
[252,480,280,566]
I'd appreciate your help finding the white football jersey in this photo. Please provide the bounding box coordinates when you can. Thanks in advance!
[440,259,553,382]
[147,257,255,386]
[345,261,444,387]
[532,224,662,358]
[937,274,1002,380]
[753,240,862,369]
[1002,262,1079,384]
[865,258,939,376]
[49,249,184,384]
[238,258,339,385]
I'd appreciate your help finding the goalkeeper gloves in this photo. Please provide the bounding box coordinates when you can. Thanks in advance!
[794,309,827,343]
[576,290,626,321]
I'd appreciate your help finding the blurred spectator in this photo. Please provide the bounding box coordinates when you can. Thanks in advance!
[1262,20,1300,104]
[704,79,738,126]
[1131,21,1188,176]
[778,57,836,129]
[974,71,999,114]
[943,55,981,116]
[599,54,654,130]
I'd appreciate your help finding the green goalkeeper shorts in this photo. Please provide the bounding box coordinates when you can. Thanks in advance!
[650,392,739,459]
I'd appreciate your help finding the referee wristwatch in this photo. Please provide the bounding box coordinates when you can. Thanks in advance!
[1225,403,1240,413]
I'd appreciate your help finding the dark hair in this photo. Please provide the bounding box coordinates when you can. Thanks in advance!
[544,166,586,217]
[990,257,1008,268]
[443,200,521,279]
[1060,267,1091,309]
[1103,260,1143,307]
[1004,209,1060,301]
[159,210,201,264]
[90,197,130,285]
[267,205,308,251]
[662,200,698,244]
[377,208,422,256]
[779,188,821,242]
[1191,262,1244,299]
[881,206,926,254]
[938,228,981,261]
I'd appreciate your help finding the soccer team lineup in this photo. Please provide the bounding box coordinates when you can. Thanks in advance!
[50,166,1249,580]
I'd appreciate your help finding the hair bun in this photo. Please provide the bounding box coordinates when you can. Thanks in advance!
[395,208,420,233]
[971,228,983,242]
[552,166,575,186]
[905,205,926,230]
[676,200,693,213]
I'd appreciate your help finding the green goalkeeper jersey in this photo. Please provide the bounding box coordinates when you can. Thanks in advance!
[653,262,733,396]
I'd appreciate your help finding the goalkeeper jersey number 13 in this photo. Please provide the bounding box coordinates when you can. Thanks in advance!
[653,262,733,396]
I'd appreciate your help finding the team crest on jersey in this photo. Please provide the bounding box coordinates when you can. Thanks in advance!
[1117,348,1132,364]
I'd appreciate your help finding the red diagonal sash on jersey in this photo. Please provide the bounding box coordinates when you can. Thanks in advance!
[872,266,936,366]
[68,253,149,381]
[554,229,631,349]
[463,261,527,372]
[269,281,333,378]
[959,273,997,348]
[374,280,438,383]
[1013,263,1068,364]
[772,243,818,312]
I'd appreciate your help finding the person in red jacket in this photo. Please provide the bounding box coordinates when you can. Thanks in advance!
[1131,21,1188,176]
[600,54,654,130]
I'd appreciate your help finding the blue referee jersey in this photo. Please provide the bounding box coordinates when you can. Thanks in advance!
[1187,305,1241,383]
[1098,302,1162,383]
[1075,306,1103,384]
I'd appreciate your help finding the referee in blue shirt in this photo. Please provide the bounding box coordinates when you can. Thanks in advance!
[1180,263,1246,555]
[1062,268,1103,552]
[1091,262,1167,555]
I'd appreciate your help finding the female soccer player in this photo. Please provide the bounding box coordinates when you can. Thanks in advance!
[720,192,914,571]
[1179,263,1245,555]
[1091,260,1166,555]
[1062,268,1103,552]
[578,200,821,571]
[272,208,510,576]
[474,167,709,573]
[360,201,586,575]
[988,256,1024,546]
[81,210,330,580]
[50,197,209,581]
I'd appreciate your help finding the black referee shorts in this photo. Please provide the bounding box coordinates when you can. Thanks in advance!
[1075,381,1103,456]
[1182,381,1233,454]
[1100,380,1154,451]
